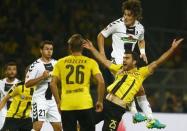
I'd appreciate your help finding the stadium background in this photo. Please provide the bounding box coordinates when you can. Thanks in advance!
[0,0,187,114]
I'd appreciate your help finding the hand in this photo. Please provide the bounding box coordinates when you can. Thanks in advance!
[82,39,95,50]
[95,101,103,112]
[140,54,148,64]
[42,70,50,79]
[171,38,184,49]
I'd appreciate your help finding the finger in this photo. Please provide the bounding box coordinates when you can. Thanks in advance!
[177,38,184,43]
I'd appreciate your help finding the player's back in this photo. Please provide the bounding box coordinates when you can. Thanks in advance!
[54,55,101,110]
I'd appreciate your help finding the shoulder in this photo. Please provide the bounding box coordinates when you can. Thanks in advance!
[135,21,144,31]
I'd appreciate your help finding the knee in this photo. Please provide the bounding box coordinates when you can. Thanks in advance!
[33,121,43,131]
[136,86,145,96]
[51,122,62,131]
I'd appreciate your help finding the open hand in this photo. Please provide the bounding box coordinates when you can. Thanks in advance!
[140,54,148,64]
[171,38,184,49]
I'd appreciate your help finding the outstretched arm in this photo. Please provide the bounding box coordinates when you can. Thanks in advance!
[83,40,112,69]
[97,32,107,59]
[148,38,184,73]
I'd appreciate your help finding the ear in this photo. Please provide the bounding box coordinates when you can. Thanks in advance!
[40,49,42,54]
[133,60,137,65]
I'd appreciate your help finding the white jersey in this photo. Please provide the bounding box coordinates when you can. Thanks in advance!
[0,78,20,116]
[25,58,57,100]
[101,18,144,64]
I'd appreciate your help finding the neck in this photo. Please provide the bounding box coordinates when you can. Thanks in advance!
[72,52,82,56]
[6,77,15,83]
[41,57,51,63]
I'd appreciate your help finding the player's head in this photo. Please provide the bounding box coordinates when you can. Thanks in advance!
[40,40,54,59]
[68,34,85,53]
[123,50,139,70]
[4,61,17,79]
[122,0,142,27]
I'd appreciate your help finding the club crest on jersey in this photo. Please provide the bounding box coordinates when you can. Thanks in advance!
[20,95,25,99]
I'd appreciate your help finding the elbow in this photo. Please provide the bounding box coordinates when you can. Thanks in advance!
[98,79,105,88]
[25,82,31,88]
[97,32,104,40]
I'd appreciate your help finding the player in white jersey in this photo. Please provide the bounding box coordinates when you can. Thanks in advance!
[0,62,20,130]
[25,40,62,131]
[97,0,165,129]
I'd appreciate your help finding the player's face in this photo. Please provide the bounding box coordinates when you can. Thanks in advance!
[41,44,53,59]
[5,65,17,79]
[123,10,136,27]
[123,54,136,70]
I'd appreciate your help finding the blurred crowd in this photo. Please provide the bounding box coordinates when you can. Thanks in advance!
[0,0,187,113]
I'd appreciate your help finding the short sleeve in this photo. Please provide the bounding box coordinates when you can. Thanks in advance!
[25,63,38,83]
[91,60,101,76]
[139,66,151,79]
[101,21,117,38]
[137,26,144,41]
[109,64,123,75]
[52,62,60,78]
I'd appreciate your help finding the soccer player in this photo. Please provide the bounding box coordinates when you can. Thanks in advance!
[97,0,158,126]
[25,40,62,131]
[0,80,34,131]
[83,38,183,130]
[0,62,20,130]
[50,34,105,131]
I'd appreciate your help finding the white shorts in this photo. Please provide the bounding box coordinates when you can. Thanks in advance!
[0,114,6,130]
[32,99,61,123]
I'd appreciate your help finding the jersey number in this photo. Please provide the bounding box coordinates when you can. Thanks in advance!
[66,65,85,84]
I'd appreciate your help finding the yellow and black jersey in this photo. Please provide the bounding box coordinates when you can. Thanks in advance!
[52,55,101,110]
[107,64,151,104]
[6,81,34,118]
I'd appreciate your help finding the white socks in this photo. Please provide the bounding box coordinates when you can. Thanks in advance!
[136,95,153,120]
[128,100,138,116]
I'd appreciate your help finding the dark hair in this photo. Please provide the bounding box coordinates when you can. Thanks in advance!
[40,40,54,49]
[122,0,143,21]
[5,61,17,70]
[68,34,85,52]
[124,50,139,63]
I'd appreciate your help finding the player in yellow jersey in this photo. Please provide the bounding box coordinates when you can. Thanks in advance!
[0,81,34,131]
[50,34,105,131]
[83,38,183,130]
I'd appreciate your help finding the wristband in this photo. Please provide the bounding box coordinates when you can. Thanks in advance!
[140,48,145,55]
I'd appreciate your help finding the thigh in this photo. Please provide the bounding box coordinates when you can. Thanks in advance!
[32,100,47,122]
[135,86,145,96]
[20,118,33,131]
[61,111,77,131]
[102,100,126,131]
[77,108,95,131]
[46,100,61,123]
[1,117,18,131]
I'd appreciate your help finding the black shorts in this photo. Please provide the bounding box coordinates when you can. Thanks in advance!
[61,108,95,131]
[95,100,126,131]
[1,117,32,131]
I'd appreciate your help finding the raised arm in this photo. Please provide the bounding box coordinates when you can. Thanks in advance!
[138,39,148,64]
[83,40,112,69]
[148,38,184,73]
[97,32,107,59]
